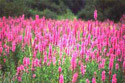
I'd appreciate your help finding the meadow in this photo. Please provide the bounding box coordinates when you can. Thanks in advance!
[0,14,125,83]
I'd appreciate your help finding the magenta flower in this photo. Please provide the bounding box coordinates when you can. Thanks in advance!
[92,77,96,83]
[71,55,77,71]
[16,65,24,75]
[115,63,119,70]
[32,74,36,78]
[101,59,106,69]
[123,61,125,69]
[109,57,114,70]
[33,51,37,58]
[94,9,97,20]
[43,54,47,64]
[112,74,117,83]
[101,71,105,82]
[52,56,56,65]
[12,41,16,52]
[72,73,78,83]
[17,76,22,82]
[86,79,90,83]
[3,58,6,63]
[80,64,86,76]
[32,58,40,67]
[48,44,52,60]
[58,66,62,73]
[0,46,3,54]
[23,57,30,67]
[59,74,64,83]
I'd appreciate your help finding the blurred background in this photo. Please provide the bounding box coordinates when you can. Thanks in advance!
[0,0,125,22]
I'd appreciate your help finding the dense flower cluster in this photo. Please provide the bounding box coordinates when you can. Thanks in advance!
[0,11,125,82]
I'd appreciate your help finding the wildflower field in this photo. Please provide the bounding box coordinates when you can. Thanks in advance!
[0,14,125,83]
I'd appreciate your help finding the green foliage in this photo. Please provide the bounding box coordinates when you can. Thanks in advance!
[28,9,57,19]
[57,9,76,20]
[42,9,57,19]
[0,0,27,17]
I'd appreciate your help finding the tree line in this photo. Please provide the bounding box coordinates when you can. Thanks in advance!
[0,0,125,22]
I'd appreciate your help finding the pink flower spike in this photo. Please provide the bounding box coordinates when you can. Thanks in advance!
[23,57,30,67]
[71,55,77,71]
[72,73,78,83]
[86,79,90,83]
[32,58,40,67]
[92,77,96,83]
[80,64,86,76]
[115,63,119,70]
[17,76,22,82]
[94,9,97,20]
[43,54,47,64]
[3,58,6,63]
[32,74,36,78]
[123,61,125,69]
[101,71,105,82]
[58,66,62,73]
[59,74,64,83]
[12,41,16,52]
[112,74,117,83]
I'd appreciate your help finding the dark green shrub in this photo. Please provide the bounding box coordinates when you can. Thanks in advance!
[42,9,57,19]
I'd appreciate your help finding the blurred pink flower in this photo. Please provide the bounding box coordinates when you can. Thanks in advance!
[86,79,90,83]
[12,41,16,52]
[52,56,56,65]
[58,66,62,73]
[23,57,30,67]
[72,73,78,83]
[112,74,117,83]
[101,71,105,82]
[32,58,40,67]
[3,58,6,63]
[43,54,47,64]
[32,74,36,78]
[109,57,114,70]
[59,74,64,83]
[123,61,125,69]
[0,47,3,54]
[92,77,96,83]
[115,63,119,70]
[17,76,22,82]
[80,64,86,76]
[71,55,77,71]
[94,9,97,20]
[16,65,24,75]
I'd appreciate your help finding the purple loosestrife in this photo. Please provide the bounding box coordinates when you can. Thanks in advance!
[32,58,40,67]
[92,77,96,83]
[109,56,114,70]
[71,54,77,71]
[48,44,52,60]
[123,60,125,69]
[80,64,86,76]
[23,57,30,67]
[58,66,62,73]
[52,56,56,65]
[112,74,117,83]
[86,79,90,83]
[32,74,36,78]
[101,71,105,82]
[59,74,64,83]
[16,65,24,75]
[94,9,97,20]
[17,76,22,82]
[43,54,47,64]
[115,63,119,70]
[72,73,78,83]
